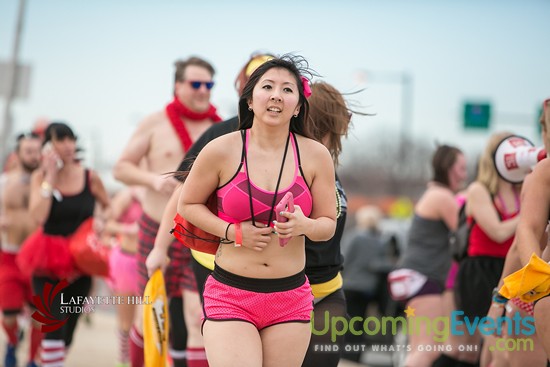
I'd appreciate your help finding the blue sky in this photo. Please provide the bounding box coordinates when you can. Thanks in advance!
[1,0,549,180]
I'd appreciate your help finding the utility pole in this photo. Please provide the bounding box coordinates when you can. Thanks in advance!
[0,0,27,167]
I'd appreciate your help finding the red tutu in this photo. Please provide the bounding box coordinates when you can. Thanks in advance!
[17,228,76,279]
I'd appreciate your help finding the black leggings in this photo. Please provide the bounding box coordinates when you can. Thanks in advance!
[32,275,92,347]
[168,296,187,364]
[302,288,347,367]
[341,289,377,362]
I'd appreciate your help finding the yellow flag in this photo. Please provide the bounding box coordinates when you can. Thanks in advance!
[143,270,169,367]
[500,253,550,302]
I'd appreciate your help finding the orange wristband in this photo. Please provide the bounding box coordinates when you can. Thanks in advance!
[234,222,242,247]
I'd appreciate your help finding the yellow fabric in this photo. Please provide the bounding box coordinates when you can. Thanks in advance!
[245,55,274,77]
[143,270,169,367]
[191,249,215,270]
[311,273,343,299]
[500,253,550,303]
[189,250,343,297]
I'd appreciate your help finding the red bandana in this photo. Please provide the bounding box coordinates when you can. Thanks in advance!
[165,98,223,152]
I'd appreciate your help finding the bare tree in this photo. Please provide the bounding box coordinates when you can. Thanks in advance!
[339,134,434,199]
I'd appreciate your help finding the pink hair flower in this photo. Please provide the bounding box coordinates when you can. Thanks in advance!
[301,76,312,99]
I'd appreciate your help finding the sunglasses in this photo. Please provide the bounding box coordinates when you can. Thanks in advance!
[187,81,215,90]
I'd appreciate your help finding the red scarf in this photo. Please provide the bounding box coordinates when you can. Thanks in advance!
[165,98,223,152]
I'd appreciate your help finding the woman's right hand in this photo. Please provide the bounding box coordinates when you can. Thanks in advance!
[240,221,273,252]
[146,246,169,277]
[42,145,61,180]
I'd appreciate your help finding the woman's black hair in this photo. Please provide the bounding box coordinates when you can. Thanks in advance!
[237,54,317,137]
[43,122,77,145]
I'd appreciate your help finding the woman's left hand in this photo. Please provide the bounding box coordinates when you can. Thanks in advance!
[273,205,307,241]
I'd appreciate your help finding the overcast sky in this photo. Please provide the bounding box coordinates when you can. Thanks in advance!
[1,0,549,186]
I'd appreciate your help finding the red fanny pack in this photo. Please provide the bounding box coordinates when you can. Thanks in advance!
[69,218,110,277]
[171,194,219,255]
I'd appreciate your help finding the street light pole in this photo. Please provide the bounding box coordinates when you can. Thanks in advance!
[358,69,414,193]
[0,0,27,167]
[399,72,414,163]
[358,69,414,148]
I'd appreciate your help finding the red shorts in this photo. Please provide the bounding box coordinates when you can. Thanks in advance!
[137,213,197,297]
[202,265,313,330]
[0,251,33,311]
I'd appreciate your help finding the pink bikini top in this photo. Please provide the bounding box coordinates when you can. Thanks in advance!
[217,129,313,225]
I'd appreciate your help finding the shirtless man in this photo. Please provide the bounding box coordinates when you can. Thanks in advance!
[0,133,42,367]
[113,56,221,367]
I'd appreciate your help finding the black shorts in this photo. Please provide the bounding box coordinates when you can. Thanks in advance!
[455,256,504,319]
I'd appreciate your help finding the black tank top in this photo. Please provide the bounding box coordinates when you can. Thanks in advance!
[304,175,347,284]
[43,169,95,236]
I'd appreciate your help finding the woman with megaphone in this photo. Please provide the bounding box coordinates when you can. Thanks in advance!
[454,131,522,366]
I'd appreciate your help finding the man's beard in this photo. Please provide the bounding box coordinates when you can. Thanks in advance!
[21,161,39,173]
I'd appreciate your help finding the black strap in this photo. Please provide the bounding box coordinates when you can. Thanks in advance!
[240,129,247,165]
[292,132,302,168]
[244,130,291,227]
[291,132,310,189]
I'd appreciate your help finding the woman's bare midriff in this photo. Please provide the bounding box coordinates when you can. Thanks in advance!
[215,234,305,278]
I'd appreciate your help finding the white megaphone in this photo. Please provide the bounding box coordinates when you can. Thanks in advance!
[493,135,546,183]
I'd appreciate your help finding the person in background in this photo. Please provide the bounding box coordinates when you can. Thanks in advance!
[388,144,467,367]
[341,205,394,363]
[104,186,144,367]
[508,156,550,361]
[1,118,48,173]
[113,56,220,367]
[0,133,43,367]
[147,52,275,367]
[434,191,469,367]
[17,122,110,367]
[302,80,362,367]
[30,117,49,142]
[178,55,337,366]
[453,132,521,367]
[482,101,550,367]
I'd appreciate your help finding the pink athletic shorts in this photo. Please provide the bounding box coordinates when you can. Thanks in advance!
[107,246,139,295]
[202,265,314,331]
